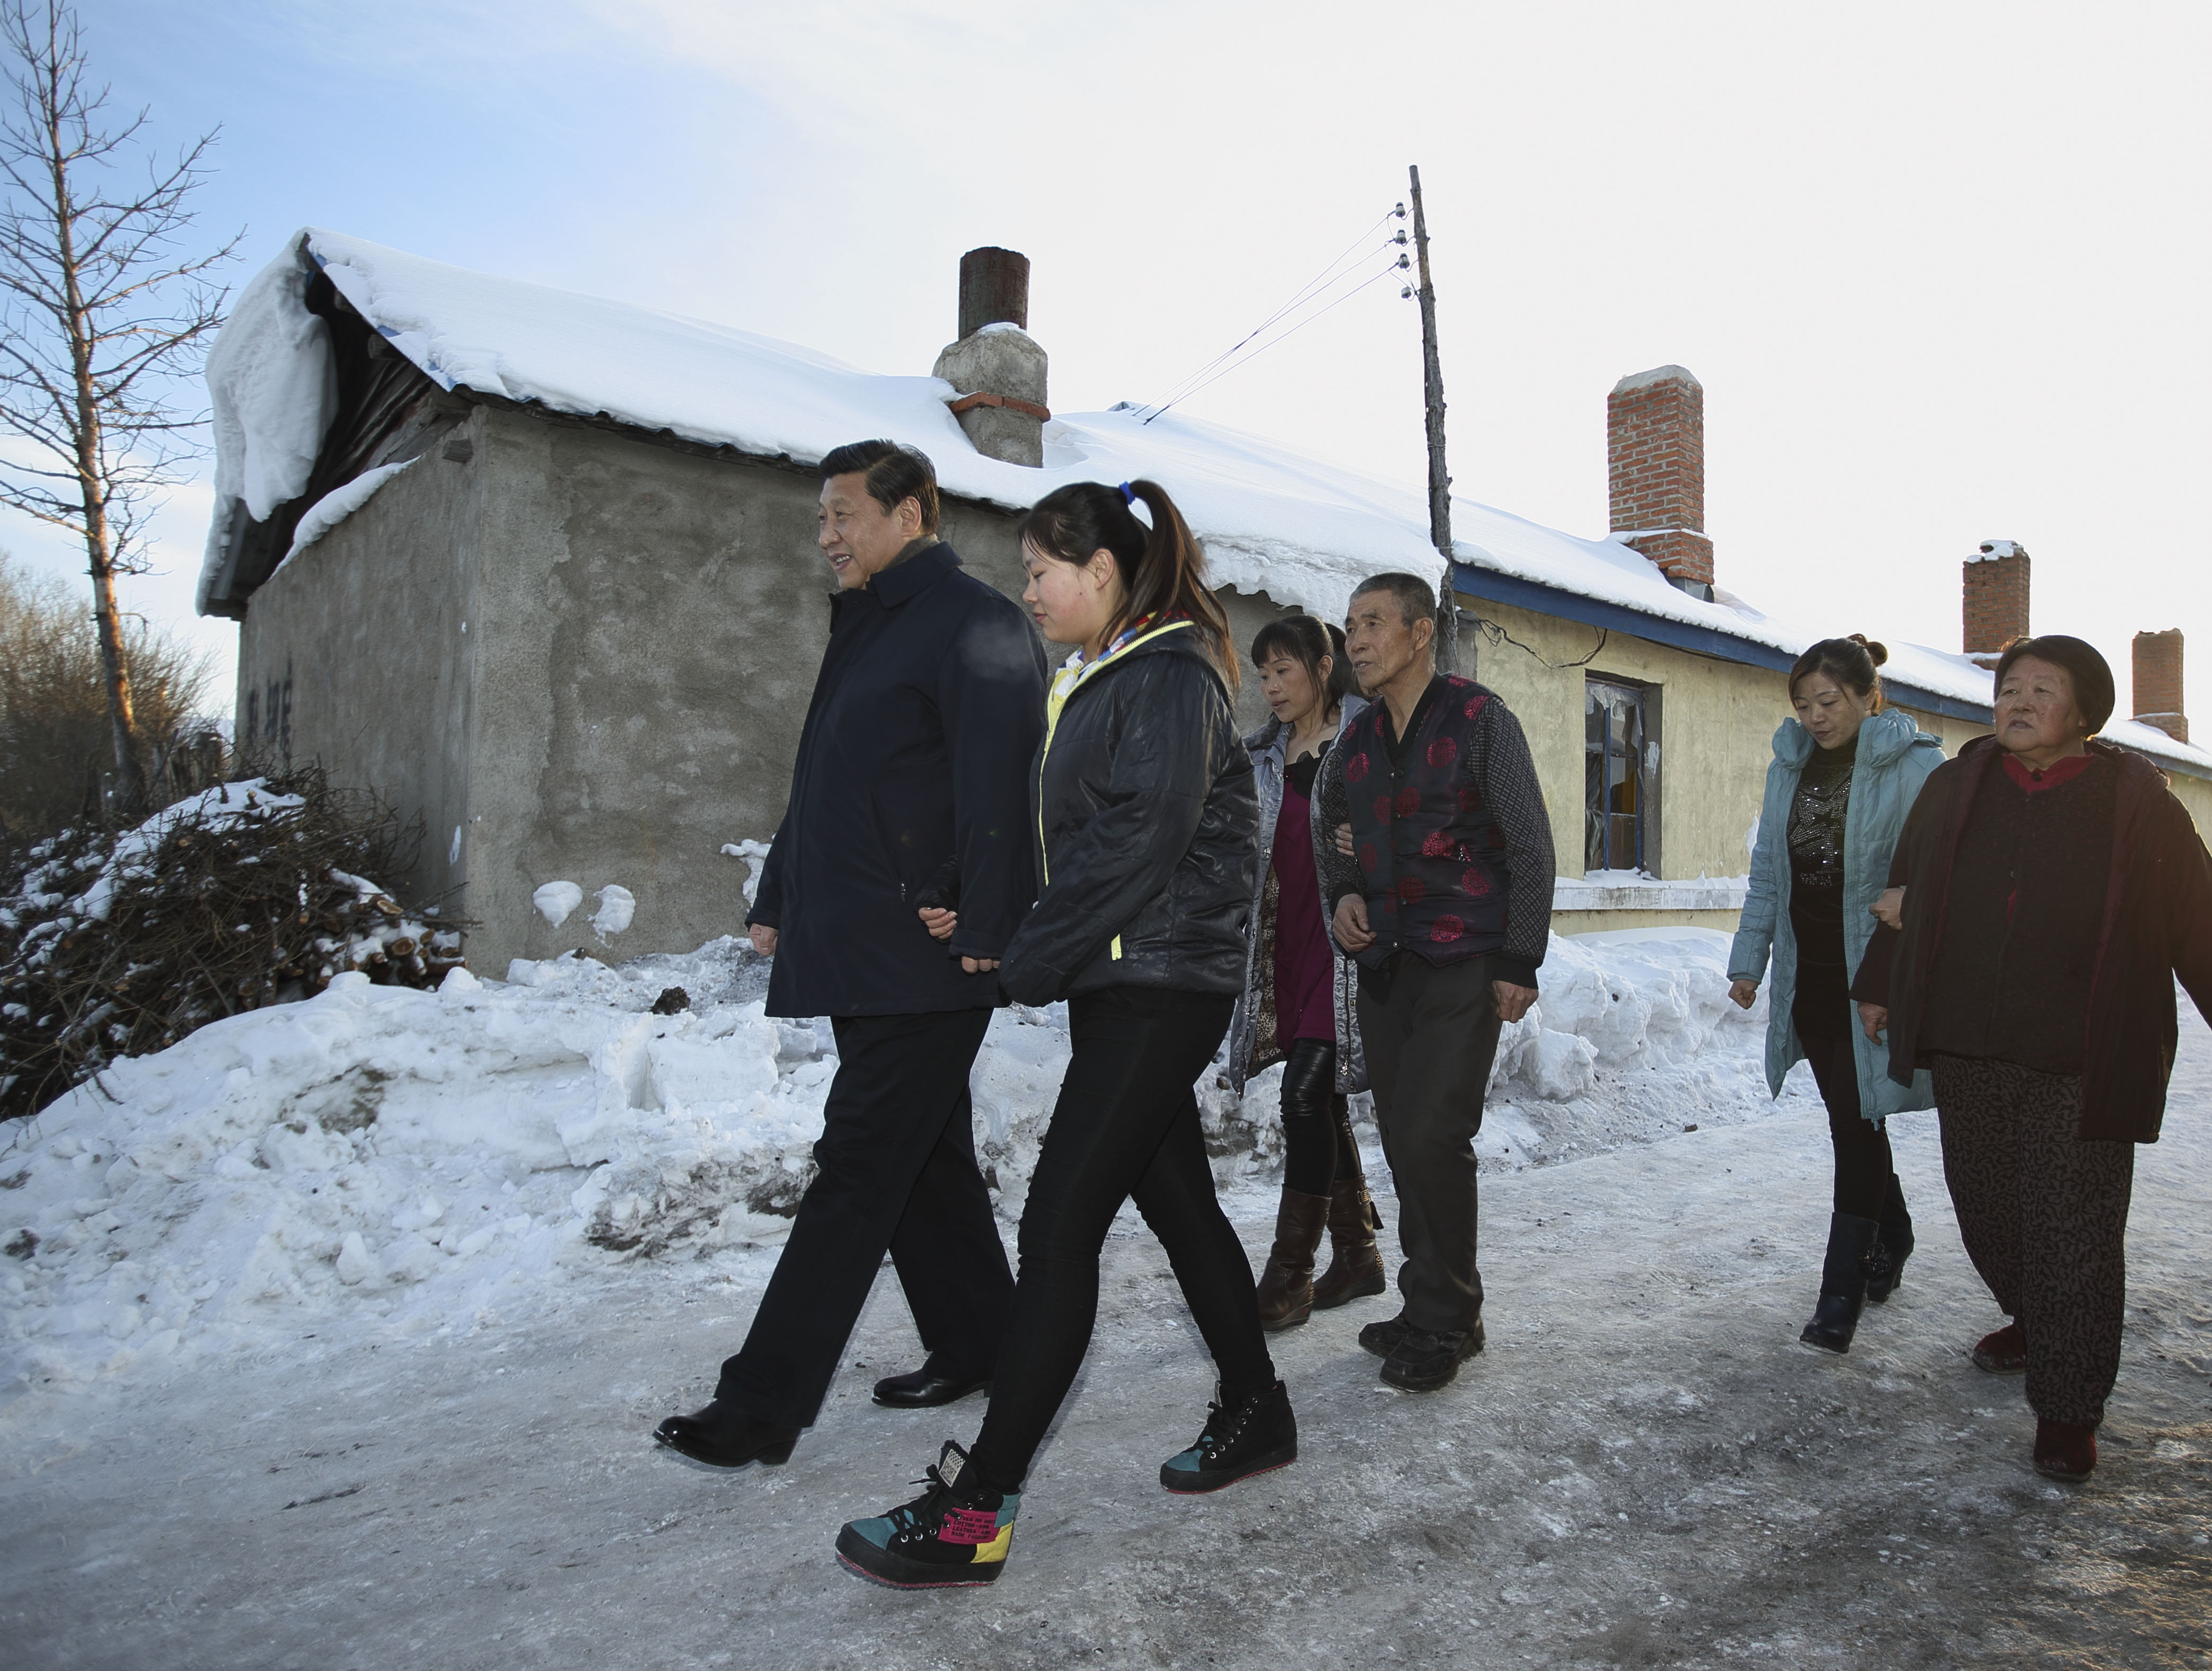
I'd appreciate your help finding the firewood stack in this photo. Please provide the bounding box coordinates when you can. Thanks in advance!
[0,768,468,1121]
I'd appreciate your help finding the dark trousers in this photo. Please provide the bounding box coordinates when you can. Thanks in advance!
[1280,1037,1359,1196]
[969,988,1273,1490]
[1793,986,1896,1220]
[1358,953,1505,1333]
[715,1007,1010,1430]
[1933,1056,2136,1428]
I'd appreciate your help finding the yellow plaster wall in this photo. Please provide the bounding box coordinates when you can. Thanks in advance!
[2159,769,2212,837]
[1458,596,1790,883]
[1890,706,1991,756]
[1448,590,2212,893]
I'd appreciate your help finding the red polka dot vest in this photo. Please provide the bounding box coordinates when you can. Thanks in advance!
[1339,675,1512,968]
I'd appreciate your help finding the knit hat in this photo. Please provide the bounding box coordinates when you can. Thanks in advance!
[1993,635,2116,734]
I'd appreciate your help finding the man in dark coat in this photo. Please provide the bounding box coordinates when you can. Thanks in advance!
[1314,571,1556,1395]
[654,440,1048,1468]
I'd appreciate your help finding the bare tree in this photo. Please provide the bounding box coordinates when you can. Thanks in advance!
[0,0,233,813]
[0,551,216,846]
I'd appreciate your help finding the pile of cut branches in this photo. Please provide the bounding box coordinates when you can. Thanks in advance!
[0,768,464,1120]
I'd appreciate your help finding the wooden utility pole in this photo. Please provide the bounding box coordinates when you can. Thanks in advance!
[1408,164,1457,671]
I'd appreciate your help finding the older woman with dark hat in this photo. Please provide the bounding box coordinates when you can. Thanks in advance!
[1852,635,2212,1482]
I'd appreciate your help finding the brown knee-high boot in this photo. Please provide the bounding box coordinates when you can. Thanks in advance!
[1312,1175,1387,1309]
[1255,1189,1330,1331]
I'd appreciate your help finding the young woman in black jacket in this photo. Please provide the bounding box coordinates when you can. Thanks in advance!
[836,479,1290,1590]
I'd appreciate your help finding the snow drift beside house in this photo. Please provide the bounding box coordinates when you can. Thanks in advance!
[1,927,1768,1395]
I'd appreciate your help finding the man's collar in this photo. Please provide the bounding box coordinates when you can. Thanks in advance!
[1382,670,1444,742]
[869,537,955,606]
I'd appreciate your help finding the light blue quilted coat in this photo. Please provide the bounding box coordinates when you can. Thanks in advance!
[1728,708,1943,1122]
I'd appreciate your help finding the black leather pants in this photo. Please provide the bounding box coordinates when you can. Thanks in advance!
[1281,1037,1358,1195]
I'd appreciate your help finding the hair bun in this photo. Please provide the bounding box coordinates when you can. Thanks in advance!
[1847,633,1889,667]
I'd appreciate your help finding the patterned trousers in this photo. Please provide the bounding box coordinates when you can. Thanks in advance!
[1932,1056,2136,1428]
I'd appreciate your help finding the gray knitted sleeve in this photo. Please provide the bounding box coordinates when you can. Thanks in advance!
[1466,694,1555,980]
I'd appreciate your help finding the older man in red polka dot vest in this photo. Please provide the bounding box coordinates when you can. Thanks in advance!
[1315,571,1556,1393]
[1341,688,1516,955]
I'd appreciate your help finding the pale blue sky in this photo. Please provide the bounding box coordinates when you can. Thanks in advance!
[11,1,2208,721]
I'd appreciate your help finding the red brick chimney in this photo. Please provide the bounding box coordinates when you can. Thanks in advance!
[1963,539,2030,666]
[1608,365,1713,598]
[2132,628,2187,743]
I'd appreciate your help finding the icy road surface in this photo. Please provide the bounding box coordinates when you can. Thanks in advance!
[4,1012,2208,1668]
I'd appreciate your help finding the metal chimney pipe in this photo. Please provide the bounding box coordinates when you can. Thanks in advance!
[958,248,1029,340]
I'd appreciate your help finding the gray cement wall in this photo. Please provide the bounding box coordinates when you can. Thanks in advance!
[465,411,847,973]
[235,405,1313,975]
[233,423,484,918]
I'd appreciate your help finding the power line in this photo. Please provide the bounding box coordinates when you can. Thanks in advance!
[1132,205,1408,423]
[1138,242,1403,420]
[1135,213,1398,416]
[1144,257,1406,423]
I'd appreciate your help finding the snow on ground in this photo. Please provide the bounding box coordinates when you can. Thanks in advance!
[3,980,2207,1667]
[0,928,1774,1401]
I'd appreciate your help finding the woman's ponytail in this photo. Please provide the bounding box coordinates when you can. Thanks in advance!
[1123,480,1236,689]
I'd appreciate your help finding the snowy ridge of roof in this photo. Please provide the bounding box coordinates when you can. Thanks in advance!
[2098,716,2212,774]
[193,231,2212,778]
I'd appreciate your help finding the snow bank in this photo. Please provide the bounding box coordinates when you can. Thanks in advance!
[1,928,1768,1396]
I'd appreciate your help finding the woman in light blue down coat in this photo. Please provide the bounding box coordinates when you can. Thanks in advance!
[1729,635,1943,1356]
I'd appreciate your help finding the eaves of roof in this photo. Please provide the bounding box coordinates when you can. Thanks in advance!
[1450,561,1994,725]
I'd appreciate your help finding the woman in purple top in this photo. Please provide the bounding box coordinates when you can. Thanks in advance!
[1225,614,1384,1330]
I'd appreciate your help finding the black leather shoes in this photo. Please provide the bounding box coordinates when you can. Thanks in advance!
[871,1368,991,1409]
[1359,1313,1412,1359]
[1379,1321,1485,1392]
[651,1400,800,1467]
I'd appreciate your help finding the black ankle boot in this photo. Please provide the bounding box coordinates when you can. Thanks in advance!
[1864,1174,1914,1304]
[1799,1212,1880,1354]
[1159,1380,1297,1493]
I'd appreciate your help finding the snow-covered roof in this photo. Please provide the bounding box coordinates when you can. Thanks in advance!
[196,229,2212,780]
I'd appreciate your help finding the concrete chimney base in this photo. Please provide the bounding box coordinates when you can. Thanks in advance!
[934,326,1048,468]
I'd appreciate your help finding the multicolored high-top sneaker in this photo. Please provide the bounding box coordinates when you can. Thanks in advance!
[835,1441,1020,1589]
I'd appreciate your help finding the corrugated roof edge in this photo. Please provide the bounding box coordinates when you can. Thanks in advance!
[1453,562,1991,724]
